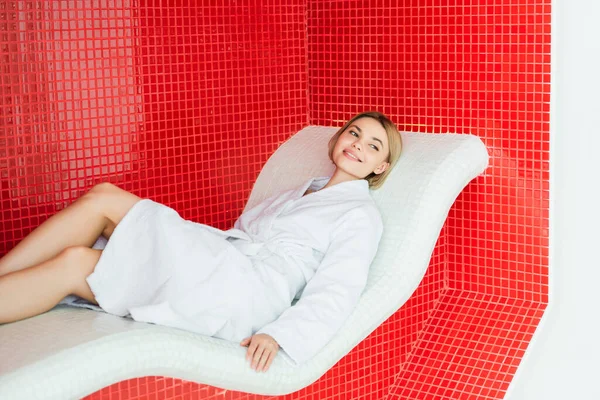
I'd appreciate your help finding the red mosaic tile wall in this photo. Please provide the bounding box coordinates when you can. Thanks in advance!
[0,0,307,257]
[1,0,550,399]
[308,1,550,399]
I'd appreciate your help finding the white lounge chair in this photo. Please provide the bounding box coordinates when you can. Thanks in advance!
[0,126,489,399]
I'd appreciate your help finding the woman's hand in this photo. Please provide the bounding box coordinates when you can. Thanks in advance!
[240,333,280,372]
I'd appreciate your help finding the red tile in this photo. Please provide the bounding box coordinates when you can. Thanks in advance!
[3,0,549,399]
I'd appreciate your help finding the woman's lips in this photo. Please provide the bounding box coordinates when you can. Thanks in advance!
[343,150,361,162]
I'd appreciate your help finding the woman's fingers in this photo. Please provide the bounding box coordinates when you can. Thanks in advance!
[256,348,269,372]
[246,340,258,361]
[243,335,279,372]
[260,351,275,372]
[256,344,278,372]
[252,345,266,370]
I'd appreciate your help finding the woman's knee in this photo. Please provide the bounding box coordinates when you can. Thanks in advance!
[84,182,142,227]
[87,182,127,202]
[89,181,117,194]
[59,246,101,303]
[60,246,97,265]
[59,246,101,279]
[83,182,119,208]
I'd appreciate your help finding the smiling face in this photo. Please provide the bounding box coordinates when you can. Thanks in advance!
[331,117,391,181]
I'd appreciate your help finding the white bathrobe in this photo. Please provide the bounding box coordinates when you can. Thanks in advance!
[78,176,383,365]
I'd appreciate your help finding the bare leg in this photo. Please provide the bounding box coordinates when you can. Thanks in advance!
[0,246,101,324]
[0,183,141,277]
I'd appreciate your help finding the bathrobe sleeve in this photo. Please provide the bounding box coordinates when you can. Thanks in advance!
[256,206,383,365]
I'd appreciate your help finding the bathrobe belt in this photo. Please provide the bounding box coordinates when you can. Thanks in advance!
[229,240,275,258]
[228,238,310,300]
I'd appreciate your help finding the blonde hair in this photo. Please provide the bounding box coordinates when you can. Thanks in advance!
[327,111,402,189]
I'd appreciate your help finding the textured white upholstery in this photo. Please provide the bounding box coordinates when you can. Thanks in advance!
[0,126,489,398]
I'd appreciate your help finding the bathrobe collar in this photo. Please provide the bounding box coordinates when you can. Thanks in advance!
[295,176,370,201]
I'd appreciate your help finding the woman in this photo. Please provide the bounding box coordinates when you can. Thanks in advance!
[0,111,402,372]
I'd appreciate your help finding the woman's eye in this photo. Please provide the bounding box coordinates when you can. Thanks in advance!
[349,130,378,150]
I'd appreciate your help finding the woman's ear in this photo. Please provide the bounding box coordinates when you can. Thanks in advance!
[374,162,390,175]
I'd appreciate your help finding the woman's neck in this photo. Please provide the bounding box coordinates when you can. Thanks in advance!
[319,168,359,191]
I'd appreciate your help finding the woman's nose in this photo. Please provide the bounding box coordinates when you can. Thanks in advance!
[352,141,362,151]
